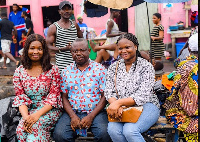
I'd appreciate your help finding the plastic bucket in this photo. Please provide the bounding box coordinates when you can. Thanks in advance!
[175,42,186,57]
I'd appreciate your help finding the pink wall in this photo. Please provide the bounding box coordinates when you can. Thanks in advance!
[5,0,192,43]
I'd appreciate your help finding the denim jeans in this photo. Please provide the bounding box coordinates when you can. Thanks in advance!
[53,110,110,142]
[107,103,160,142]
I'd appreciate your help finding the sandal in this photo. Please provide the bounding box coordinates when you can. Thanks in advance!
[0,66,7,69]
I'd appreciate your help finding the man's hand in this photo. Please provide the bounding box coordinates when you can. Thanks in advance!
[60,42,72,52]
[70,115,81,131]
[80,114,94,129]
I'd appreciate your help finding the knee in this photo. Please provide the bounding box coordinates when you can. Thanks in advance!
[123,125,141,138]
[93,124,110,141]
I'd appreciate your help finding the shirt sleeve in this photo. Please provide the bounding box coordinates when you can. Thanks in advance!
[104,63,118,100]
[43,65,63,108]
[12,67,32,107]
[60,68,69,93]
[98,67,107,92]
[159,25,164,31]
[26,19,32,29]
[132,63,155,106]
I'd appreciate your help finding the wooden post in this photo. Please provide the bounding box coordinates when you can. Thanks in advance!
[184,2,191,28]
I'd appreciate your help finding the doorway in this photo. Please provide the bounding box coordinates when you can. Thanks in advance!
[115,9,128,33]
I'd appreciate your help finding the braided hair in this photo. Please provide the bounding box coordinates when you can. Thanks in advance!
[116,33,141,72]
[21,34,52,72]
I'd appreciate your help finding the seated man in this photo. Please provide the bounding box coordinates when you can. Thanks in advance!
[53,38,110,142]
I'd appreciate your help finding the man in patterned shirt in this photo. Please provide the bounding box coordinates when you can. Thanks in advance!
[53,38,110,142]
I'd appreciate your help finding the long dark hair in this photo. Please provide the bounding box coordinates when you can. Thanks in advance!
[21,34,52,72]
[117,33,140,72]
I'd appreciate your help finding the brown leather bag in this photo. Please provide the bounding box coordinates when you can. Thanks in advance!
[107,61,143,123]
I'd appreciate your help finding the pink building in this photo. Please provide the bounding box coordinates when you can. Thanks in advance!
[0,0,193,45]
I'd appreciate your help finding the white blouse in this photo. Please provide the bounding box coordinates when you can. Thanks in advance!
[105,57,160,108]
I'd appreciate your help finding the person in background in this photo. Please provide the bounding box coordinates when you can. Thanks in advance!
[21,11,34,36]
[9,4,29,57]
[18,31,27,56]
[105,33,160,142]
[0,13,19,69]
[0,16,10,63]
[77,14,88,39]
[94,9,125,66]
[46,0,82,71]
[53,38,110,142]
[12,34,62,141]
[164,33,198,141]
[43,20,52,38]
[150,13,165,61]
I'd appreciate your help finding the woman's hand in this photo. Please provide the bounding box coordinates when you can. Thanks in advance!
[151,36,156,41]
[23,113,41,133]
[107,101,121,119]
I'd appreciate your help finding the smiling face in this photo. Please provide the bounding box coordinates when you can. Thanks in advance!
[118,38,137,62]
[71,41,90,66]
[152,15,160,24]
[28,41,43,62]
[59,5,72,19]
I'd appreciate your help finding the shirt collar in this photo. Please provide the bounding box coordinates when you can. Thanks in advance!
[72,59,94,70]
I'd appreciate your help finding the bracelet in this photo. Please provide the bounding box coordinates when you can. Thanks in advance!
[58,48,61,53]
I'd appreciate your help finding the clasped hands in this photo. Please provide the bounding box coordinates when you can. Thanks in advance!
[23,113,40,133]
[70,114,94,131]
[107,101,123,121]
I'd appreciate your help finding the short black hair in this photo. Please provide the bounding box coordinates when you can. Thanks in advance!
[1,13,7,17]
[153,13,161,20]
[22,11,27,16]
[22,31,27,36]
[13,3,19,7]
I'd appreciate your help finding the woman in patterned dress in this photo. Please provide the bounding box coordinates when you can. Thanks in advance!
[150,13,165,61]
[12,34,62,141]
[105,33,160,142]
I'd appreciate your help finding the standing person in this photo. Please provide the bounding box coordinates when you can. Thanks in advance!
[150,13,165,61]
[105,33,160,142]
[53,38,110,142]
[43,20,52,38]
[0,17,10,63]
[77,14,88,39]
[21,11,34,36]
[9,4,29,57]
[46,0,82,71]
[0,13,19,69]
[18,31,27,56]
[95,9,124,65]
[12,34,62,141]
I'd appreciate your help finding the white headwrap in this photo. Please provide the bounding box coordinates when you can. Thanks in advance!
[188,33,198,51]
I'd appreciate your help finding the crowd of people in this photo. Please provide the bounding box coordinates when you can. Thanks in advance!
[0,0,198,142]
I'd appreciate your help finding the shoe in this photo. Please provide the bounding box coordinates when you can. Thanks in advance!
[6,58,10,64]
[0,58,4,62]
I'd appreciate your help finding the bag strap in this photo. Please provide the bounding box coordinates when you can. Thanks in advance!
[114,61,120,99]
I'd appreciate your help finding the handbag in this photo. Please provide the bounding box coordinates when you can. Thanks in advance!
[107,61,143,123]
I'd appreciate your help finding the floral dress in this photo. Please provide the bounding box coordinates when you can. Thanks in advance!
[12,65,63,142]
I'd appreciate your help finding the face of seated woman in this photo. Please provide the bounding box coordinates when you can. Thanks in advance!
[28,41,44,62]
[117,38,137,62]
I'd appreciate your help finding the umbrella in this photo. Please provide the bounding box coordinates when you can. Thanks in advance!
[88,0,133,9]
[87,0,191,62]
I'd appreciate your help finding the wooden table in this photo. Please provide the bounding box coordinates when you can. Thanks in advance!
[167,29,191,59]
